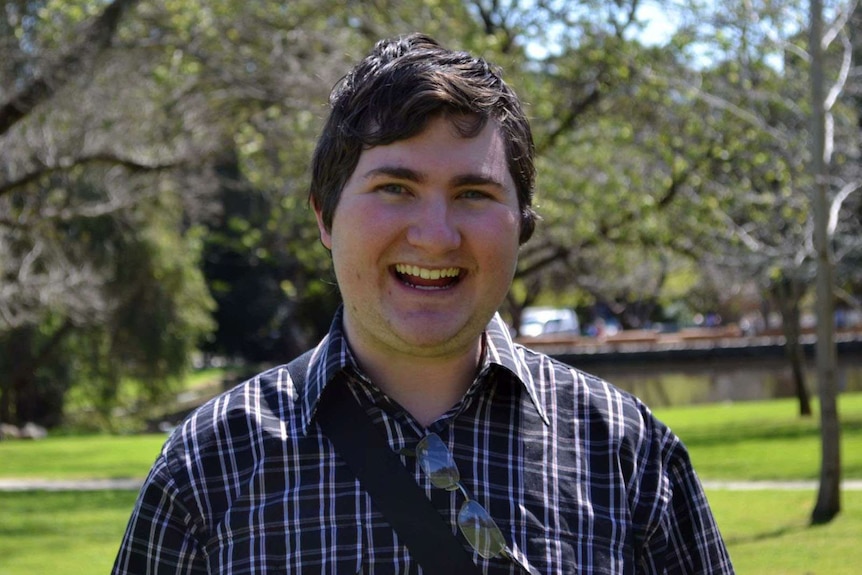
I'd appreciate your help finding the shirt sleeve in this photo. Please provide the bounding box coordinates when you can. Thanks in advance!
[111,453,209,575]
[636,424,735,574]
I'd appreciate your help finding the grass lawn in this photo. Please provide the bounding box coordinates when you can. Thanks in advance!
[654,392,862,481]
[707,489,862,574]
[0,434,166,480]
[0,488,859,575]
[3,393,860,482]
[0,392,860,574]
[0,490,138,575]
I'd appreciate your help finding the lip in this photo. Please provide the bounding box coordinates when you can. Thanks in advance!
[392,264,463,290]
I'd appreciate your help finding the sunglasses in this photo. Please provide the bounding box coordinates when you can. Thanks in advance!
[412,433,511,560]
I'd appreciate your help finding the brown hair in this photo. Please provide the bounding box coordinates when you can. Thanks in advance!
[309,33,537,244]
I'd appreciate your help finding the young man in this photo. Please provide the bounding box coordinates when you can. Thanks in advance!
[113,34,733,574]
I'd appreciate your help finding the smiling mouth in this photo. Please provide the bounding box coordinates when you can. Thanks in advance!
[394,264,462,289]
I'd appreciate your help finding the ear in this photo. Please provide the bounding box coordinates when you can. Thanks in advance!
[312,199,333,250]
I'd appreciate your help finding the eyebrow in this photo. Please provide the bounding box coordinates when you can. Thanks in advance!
[362,166,506,190]
[362,166,423,182]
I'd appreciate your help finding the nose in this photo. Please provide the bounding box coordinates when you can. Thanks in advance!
[406,197,461,252]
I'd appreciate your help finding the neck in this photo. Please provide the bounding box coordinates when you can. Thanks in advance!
[352,342,483,428]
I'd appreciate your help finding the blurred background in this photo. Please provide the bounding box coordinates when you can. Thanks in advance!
[0,0,860,438]
[2,2,862,573]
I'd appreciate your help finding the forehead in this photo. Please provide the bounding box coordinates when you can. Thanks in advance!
[351,116,513,187]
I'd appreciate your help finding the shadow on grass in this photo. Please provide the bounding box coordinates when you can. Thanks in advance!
[724,522,810,546]
[724,515,838,548]
[681,417,862,448]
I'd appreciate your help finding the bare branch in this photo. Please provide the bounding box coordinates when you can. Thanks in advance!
[656,72,792,145]
[821,0,858,49]
[0,153,182,199]
[824,32,853,111]
[828,180,862,236]
[0,0,141,135]
[536,88,602,154]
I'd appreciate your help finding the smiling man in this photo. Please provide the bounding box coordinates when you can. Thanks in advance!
[113,34,734,575]
[318,114,522,425]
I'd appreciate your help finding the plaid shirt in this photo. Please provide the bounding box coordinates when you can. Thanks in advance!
[113,308,733,574]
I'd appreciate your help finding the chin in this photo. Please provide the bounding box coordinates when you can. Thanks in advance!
[393,326,481,356]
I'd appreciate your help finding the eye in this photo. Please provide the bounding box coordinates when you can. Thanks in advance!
[376,183,410,196]
[458,189,492,200]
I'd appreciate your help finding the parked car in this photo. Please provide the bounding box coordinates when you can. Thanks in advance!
[519,307,580,337]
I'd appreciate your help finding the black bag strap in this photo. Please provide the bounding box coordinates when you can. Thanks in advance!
[287,352,481,575]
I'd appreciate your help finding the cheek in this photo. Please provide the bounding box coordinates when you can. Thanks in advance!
[474,212,520,253]
[330,234,375,287]
[489,228,521,277]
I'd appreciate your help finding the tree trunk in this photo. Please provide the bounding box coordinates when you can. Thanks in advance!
[775,276,812,417]
[0,374,9,423]
[853,1,862,132]
[809,0,841,525]
[1,322,75,427]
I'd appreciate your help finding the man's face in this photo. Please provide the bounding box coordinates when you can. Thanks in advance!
[315,115,521,362]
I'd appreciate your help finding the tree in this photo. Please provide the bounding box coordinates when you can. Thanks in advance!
[669,48,818,416]
[0,0,221,427]
[0,0,492,425]
[659,0,859,521]
[462,0,711,327]
[4,0,858,432]
[809,0,844,525]
[0,165,216,428]
[0,0,141,136]
[651,0,860,419]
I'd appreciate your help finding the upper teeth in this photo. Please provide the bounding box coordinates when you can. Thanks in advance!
[395,264,460,280]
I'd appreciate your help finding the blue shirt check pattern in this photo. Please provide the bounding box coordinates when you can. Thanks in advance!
[112,307,734,574]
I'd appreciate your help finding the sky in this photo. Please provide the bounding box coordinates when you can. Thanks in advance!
[524,1,682,60]
[634,2,682,46]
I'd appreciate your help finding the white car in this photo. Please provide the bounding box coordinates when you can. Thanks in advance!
[519,307,580,337]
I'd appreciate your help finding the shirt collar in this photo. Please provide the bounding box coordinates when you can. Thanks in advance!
[298,307,356,435]
[481,313,550,426]
[298,307,549,434]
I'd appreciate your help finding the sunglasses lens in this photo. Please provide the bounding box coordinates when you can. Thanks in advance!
[458,500,507,559]
[416,434,460,490]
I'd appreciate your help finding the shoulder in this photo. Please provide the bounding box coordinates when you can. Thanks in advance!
[159,362,305,477]
[513,343,675,449]
[515,346,699,489]
[139,362,309,525]
[516,343,649,413]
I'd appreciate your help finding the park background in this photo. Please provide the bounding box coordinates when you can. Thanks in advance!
[1,0,862,573]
